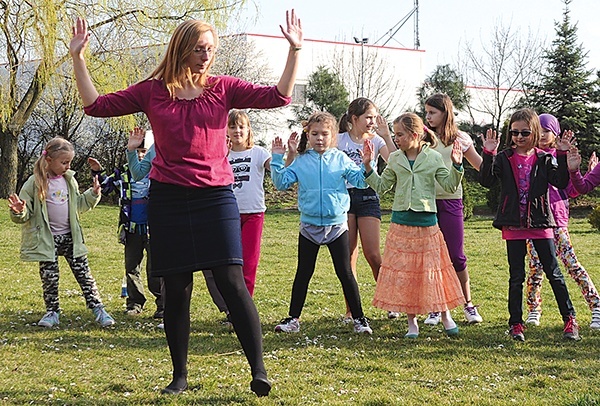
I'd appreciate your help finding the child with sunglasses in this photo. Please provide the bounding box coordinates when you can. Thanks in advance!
[479,108,579,342]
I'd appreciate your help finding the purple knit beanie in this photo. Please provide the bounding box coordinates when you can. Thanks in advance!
[539,113,561,136]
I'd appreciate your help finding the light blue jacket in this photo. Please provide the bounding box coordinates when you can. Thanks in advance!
[271,148,367,226]
[10,171,101,262]
[366,144,463,213]
[127,144,155,181]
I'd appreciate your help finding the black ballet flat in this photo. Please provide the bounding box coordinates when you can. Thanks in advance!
[250,377,271,397]
[161,383,188,395]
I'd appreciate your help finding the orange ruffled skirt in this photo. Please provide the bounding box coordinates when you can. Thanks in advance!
[373,223,465,315]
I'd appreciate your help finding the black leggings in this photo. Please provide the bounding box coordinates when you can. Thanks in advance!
[289,231,364,319]
[506,239,575,325]
[162,264,266,387]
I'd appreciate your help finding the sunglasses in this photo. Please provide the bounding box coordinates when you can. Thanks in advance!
[509,130,532,137]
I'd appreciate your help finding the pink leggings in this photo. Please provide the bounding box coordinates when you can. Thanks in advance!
[241,212,265,296]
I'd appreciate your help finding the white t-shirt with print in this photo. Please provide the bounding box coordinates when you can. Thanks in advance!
[433,130,474,199]
[46,175,71,235]
[337,132,386,189]
[229,146,270,213]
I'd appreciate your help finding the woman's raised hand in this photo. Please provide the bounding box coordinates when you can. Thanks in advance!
[280,9,302,48]
[70,17,90,59]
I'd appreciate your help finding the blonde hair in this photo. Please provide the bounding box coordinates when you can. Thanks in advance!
[227,109,255,149]
[148,20,219,98]
[33,137,74,201]
[393,113,438,148]
[298,112,339,153]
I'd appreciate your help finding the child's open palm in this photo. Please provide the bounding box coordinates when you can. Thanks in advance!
[87,157,102,172]
[481,129,499,153]
[451,140,463,165]
[8,193,25,214]
[287,132,299,156]
[92,175,101,195]
[272,136,287,155]
[362,139,375,173]
[557,129,576,151]
[128,127,145,151]
[588,151,598,172]
[567,148,582,172]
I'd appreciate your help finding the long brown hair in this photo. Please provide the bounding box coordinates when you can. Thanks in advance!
[393,113,438,149]
[33,137,74,201]
[298,112,339,154]
[338,97,377,133]
[148,20,219,98]
[425,93,459,147]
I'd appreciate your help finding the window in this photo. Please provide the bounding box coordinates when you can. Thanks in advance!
[291,84,306,104]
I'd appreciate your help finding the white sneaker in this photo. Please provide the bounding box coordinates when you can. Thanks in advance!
[387,311,400,319]
[424,312,441,326]
[274,317,300,333]
[38,311,59,328]
[590,308,600,329]
[157,322,165,329]
[353,317,373,334]
[93,305,115,327]
[463,305,483,324]
[525,310,541,326]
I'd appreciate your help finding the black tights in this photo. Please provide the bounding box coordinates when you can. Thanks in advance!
[162,264,266,390]
[289,231,364,319]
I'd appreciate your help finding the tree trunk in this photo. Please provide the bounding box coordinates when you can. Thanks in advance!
[0,131,19,198]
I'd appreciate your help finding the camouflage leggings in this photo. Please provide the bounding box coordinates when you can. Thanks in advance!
[526,227,600,312]
[39,233,103,312]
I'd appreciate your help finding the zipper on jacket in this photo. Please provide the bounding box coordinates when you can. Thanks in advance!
[319,154,323,224]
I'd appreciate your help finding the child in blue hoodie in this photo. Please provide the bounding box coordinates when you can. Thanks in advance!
[270,111,373,335]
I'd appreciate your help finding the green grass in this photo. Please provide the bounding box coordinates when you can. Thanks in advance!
[2,201,600,405]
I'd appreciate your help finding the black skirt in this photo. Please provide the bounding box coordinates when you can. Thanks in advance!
[148,181,243,277]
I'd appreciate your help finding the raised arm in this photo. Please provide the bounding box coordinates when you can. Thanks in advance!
[276,10,303,97]
[375,115,397,159]
[70,17,100,107]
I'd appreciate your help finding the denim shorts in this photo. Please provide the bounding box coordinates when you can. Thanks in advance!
[348,187,381,219]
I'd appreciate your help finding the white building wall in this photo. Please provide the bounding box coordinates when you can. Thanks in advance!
[241,34,426,144]
[238,33,522,143]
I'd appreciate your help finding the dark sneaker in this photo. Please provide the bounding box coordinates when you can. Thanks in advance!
[153,309,164,319]
[509,323,525,341]
[563,316,581,341]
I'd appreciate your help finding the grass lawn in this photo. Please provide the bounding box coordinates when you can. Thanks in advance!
[1,201,600,405]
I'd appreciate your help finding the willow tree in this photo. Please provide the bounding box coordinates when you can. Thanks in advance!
[0,0,244,197]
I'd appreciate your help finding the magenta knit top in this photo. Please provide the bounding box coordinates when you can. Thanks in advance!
[84,76,291,188]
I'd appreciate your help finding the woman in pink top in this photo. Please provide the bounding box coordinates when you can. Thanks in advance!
[70,11,303,397]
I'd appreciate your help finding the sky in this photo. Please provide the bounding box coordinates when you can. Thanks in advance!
[231,0,600,76]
